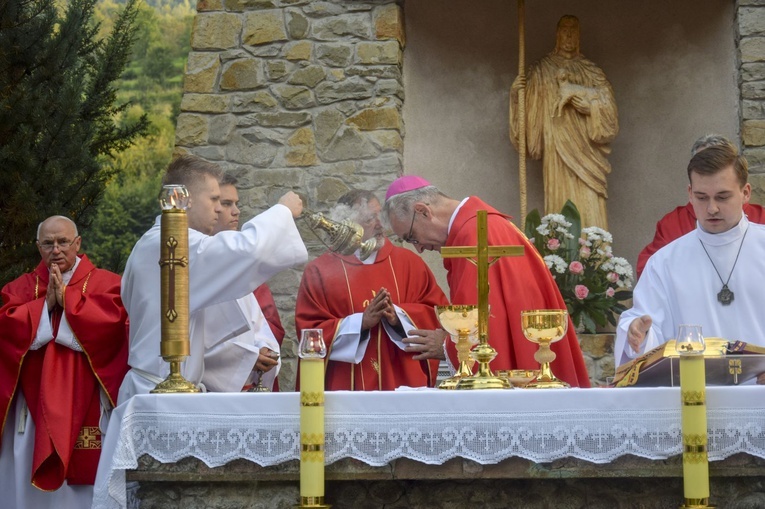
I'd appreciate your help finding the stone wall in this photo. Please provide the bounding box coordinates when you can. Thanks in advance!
[177,0,405,388]
[740,1,765,201]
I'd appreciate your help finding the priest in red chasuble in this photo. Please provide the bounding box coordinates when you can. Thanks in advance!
[384,177,591,388]
[0,215,129,508]
[295,190,449,390]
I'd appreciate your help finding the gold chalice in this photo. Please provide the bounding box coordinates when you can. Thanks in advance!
[435,305,479,390]
[521,309,570,389]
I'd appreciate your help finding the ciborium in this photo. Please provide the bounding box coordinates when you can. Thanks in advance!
[302,209,379,261]
[521,309,570,389]
[435,305,479,390]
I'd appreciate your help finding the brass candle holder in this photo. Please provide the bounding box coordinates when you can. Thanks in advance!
[151,185,200,394]
[436,305,479,390]
[521,309,570,389]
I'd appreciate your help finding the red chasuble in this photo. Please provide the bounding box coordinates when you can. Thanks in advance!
[636,202,765,279]
[444,197,591,388]
[295,241,448,390]
[254,283,285,390]
[0,255,129,489]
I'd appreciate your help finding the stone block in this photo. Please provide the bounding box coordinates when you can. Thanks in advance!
[183,53,221,93]
[315,78,374,104]
[224,0,276,12]
[243,10,288,46]
[208,114,237,144]
[230,90,279,113]
[284,40,312,61]
[742,99,765,119]
[220,58,264,91]
[286,9,309,39]
[226,135,279,167]
[320,126,378,162]
[374,3,404,46]
[175,113,210,146]
[367,130,403,152]
[741,62,765,83]
[241,111,312,128]
[346,65,401,80]
[750,173,765,204]
[316,177,352,201]
[347,106,401,130]
[376,78,403,99]
[314,107,345,150]
[180,94,230,113]
[272,84,315,109]
[285,127,318,166]
[287,65,326,87]
[356,40,401,65]
[577,333,614,359]
[742,80,765,100]
[191,13,242,50]
[303,1,345,17]
[740,37,765,63]
[265,60,290,81]
[316,43,353,67]
[359,153,401,174]
[196,0,223,12]
[743,119,765,146]
[740,7,765,37]
[312,13,372,41]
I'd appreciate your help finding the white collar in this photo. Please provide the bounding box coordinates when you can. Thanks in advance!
[448,197,470,235]
[696,215,749,247]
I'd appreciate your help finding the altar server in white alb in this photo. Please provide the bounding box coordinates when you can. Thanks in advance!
[615,143,765,367]
[118,155,307,401]
[202,173,282,392]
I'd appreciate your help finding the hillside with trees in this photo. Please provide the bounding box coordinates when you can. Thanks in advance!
[85,0,195,272]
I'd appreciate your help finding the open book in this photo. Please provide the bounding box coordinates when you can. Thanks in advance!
[613,338,765,387]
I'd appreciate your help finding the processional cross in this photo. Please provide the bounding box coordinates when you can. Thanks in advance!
[440,210,524,389]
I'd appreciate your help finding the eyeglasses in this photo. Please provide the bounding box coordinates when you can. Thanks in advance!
[38,237,78,251]
[402,209,419,245]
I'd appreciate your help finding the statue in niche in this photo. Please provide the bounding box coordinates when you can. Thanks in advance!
[510,15,618,230]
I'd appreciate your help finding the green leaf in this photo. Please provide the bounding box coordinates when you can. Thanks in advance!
[524,208,542,250]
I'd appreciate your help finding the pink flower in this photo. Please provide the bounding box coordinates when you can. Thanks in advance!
[606,287,615,298]
[546,238,561,251]
[569,261,584,275]
[575,285,589,300]
[607,272,619,283]
[579,246,591,258]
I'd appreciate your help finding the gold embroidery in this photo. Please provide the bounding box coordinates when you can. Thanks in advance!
[82,271,92,294]
[74,426,101,450]
[35,275,39,300]
[372,358,380,375]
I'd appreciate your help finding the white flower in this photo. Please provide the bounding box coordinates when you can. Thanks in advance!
[543,254,567,274]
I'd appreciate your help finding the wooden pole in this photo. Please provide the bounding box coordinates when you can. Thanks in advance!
[517,0,527,222]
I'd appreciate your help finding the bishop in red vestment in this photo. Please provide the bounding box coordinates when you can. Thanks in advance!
[0,216,128,508]
[384,177,591,388]
[636,202,765,279]
[295,191,448,390]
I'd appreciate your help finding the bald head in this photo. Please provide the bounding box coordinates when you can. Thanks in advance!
[36,216,81,272]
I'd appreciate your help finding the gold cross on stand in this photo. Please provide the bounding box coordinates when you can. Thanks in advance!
[159,236,188,323]
[440,210,524,389]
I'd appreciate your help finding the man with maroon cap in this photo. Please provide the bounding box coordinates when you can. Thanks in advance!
[383,177,591,387]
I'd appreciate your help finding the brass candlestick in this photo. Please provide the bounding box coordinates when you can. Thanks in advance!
[436,305,479,390]
[151,185,200,394]
[303,210,379,261]
[521,309,570,389]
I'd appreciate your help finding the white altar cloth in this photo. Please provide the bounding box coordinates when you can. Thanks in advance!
[92,386,765,509]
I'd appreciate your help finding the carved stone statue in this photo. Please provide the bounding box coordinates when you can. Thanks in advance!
[510,15,618,229]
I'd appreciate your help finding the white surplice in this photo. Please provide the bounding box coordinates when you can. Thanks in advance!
[118,204,307,402]
[616,216,765,367]
[202,293,281,392]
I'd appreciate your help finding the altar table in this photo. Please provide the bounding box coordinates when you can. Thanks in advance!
[92,386,765,509]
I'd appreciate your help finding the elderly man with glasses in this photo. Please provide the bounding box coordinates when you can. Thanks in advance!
[383,177,591,388]
[295,189,448,391]
[0,215,129,508]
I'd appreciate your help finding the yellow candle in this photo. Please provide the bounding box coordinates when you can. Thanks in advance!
[299,358,327,506]
[679,355,709,505]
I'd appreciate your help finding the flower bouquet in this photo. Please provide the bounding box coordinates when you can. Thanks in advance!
[524,200,633,333]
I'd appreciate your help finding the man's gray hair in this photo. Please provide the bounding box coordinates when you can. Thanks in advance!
[691,134,737,156]
[37,216,78,240]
